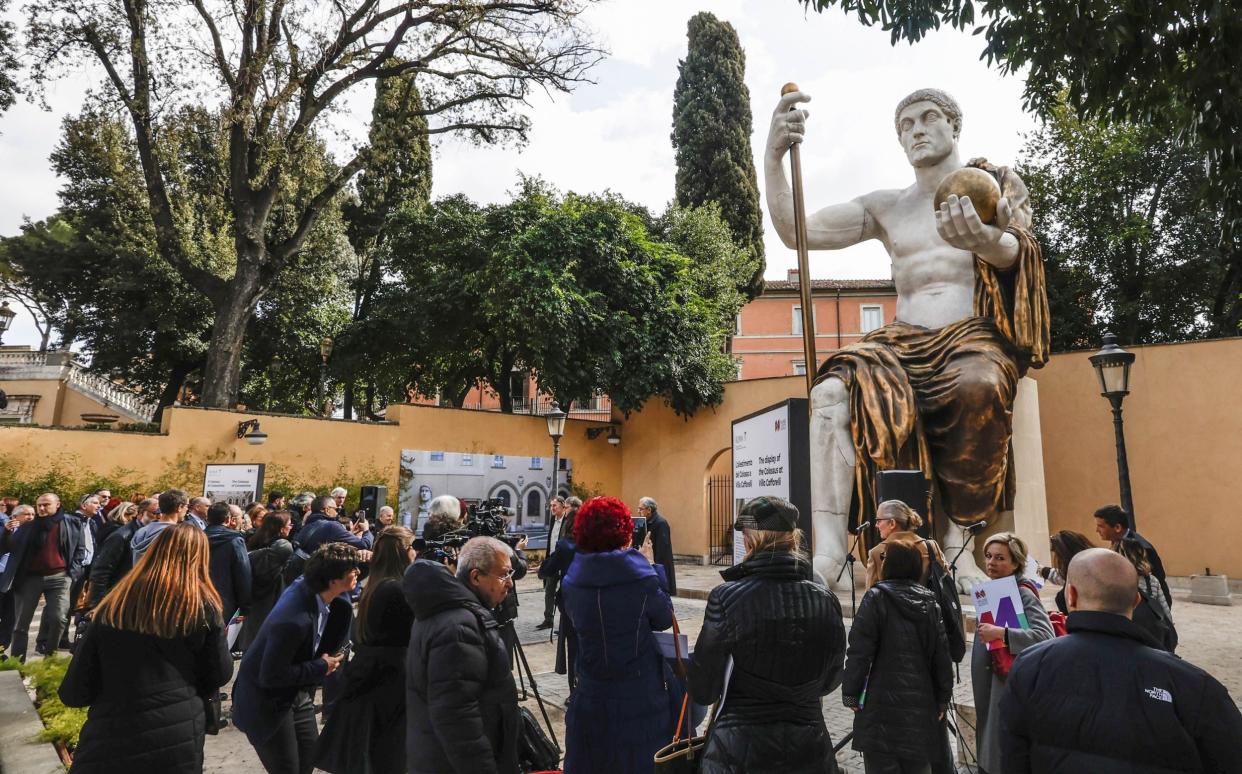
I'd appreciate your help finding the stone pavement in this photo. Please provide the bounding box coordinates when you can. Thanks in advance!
[194,565,1242,773]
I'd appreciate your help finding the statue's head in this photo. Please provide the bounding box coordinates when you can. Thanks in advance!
[894,88,962,168]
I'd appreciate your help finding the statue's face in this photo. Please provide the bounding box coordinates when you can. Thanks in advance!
[897,100,956,168]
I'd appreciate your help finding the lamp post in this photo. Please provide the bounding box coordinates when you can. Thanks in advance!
[318,336,334,417]
[545,402,567,529]
[1088,333,1137,529]
[0,301,16,345]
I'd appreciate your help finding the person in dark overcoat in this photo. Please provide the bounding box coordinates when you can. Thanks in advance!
[232,544,358,774]
[560,497,674,774]
[241,510,294,651]
[58,523,234,774]
[638,496,676,594]
[843,541,953,772]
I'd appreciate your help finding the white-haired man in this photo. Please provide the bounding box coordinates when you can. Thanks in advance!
[404,537,520,773]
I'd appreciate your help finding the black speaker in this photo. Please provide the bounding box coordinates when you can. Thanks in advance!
[359,485,387,523]
[877,470,928,536]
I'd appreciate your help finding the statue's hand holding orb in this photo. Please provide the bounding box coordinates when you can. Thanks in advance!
[934,167,1011,252]
[766,83,810,158]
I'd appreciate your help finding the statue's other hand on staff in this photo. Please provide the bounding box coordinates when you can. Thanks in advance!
[766,90,812,159]
[936,193,1011,253]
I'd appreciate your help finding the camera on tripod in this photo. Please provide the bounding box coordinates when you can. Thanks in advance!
[466,498,525,548]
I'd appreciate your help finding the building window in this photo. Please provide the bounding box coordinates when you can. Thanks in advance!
[792,361,807,376]
[735,312,742,335]
[735,360,744,380]
[792,306,816,335]
[861,305,884,333]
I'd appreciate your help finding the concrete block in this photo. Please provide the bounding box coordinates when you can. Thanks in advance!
[0,669,66,774]
[1189,574,1234,606]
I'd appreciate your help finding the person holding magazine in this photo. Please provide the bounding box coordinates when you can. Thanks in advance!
[843,541,953,773]
[688,496,846,774]
[970,532,1054,774]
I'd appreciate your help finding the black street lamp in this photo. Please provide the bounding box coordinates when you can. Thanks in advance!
[1088,332,1137,529]
[545,402,567,529]
[0,301,16,345]
[318,336,334,417]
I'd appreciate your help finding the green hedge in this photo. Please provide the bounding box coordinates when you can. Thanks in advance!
[4,655,86,751]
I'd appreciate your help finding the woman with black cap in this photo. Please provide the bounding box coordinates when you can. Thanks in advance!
[688,496,848,773]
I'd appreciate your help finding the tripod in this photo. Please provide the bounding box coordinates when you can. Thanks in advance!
[835,528,864,616]
[502,621,561,755]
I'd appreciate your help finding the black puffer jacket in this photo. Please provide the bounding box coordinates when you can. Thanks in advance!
[841,580,953,761]
[404,560,519,774]
[1000,611,1242,773]
[58,620,234,774]
[688,551,846,774]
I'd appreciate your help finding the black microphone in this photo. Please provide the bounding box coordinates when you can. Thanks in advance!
[964,520,989,533]
[853,520,872,534]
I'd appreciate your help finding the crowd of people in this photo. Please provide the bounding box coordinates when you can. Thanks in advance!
[0,484,1238,774]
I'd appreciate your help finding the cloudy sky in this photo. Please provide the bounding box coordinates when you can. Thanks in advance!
[0,0,1039,348]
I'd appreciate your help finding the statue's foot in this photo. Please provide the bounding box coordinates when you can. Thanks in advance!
[814,554,856,593]
[952,557,990,595]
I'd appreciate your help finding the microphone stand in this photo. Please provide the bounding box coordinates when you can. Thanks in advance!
[835,528,864,616]
[947,526,980,686]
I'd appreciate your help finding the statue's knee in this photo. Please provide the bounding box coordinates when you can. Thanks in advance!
[811,378,848,411]
[958,366,1010,406]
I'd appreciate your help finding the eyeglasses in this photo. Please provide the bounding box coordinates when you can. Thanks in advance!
[482,568,516,582]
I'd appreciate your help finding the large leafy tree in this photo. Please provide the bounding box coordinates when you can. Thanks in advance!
[797,0,1242,335]
[336,67,433,419]
[1019,102,1227,350]
[0,0,17,117]
[349,180,745,417]
[671,12,764,297]
[22,0,602,408]
[2,107,353,420]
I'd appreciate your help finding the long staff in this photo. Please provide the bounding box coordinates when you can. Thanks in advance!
[782,82,817,397]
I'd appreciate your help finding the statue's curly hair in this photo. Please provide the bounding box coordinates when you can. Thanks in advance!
[894,88,963,138]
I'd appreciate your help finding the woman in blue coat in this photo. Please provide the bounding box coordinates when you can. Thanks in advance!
[559,496,674,774]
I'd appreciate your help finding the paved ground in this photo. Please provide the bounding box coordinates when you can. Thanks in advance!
[15,562,1236,772]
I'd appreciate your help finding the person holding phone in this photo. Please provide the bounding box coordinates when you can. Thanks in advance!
[232,543,359,774]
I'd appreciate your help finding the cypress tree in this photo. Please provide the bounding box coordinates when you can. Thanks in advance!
[672,12,765,298]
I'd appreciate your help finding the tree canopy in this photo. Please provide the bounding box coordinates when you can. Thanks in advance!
[20,0,603,408]
[672,12,764,298]
[346,179,746,417]
[1019,101,1229,350]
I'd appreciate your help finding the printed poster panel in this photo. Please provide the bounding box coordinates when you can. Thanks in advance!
[203,463,265,507]
[731,403,791,563]
[398,449,573,534]
[971,575,1028,651]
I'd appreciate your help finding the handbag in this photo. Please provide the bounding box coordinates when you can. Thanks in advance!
[203,691,227,735]
[653,616,731,772]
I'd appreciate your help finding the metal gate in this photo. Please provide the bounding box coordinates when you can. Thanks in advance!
[706,475,734,565]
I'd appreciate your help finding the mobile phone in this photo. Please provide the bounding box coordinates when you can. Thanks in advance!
[632,516,648,550]
[352,509,366,523]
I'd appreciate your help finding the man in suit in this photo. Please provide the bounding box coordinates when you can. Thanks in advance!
[0,493,85,661]
[232,543,358,774]
[204,501,252,621]
[186,497,210,530]
[1093,504,1171,607]
[537,496,569,630]
[638,496,677,595]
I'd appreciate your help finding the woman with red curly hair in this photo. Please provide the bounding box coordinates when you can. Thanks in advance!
[559,496,674,774]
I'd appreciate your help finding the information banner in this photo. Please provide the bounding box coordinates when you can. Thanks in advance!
[731,399,810,563]
[203,463,265,506]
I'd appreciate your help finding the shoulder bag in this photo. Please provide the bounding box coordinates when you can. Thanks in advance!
[653,615,731,773]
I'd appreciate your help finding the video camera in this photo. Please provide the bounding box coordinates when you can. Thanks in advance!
[413,497,526,565]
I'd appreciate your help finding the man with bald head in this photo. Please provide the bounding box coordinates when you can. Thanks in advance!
[999,548,1242,772]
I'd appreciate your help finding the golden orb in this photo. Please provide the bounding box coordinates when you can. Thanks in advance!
[933,167,1001,224]
[781,82,800,96]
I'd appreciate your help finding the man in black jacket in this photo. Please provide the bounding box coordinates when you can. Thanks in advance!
[86,498,156,608]
[232,544,356,774]
[204,502,252,621]
[1000,548,1242,773]
[638,496,677,594]
[0,493,85,661]
[405,537,520,774]
[1093,504,1171,607]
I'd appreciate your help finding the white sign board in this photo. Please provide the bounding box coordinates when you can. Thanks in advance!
[731,403,792,563]
[203,464,265,506]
